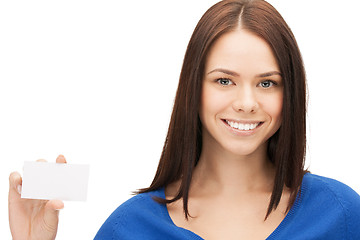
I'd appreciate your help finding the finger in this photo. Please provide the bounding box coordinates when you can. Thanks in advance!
[36,159,47,163]
[47,199,64,210]
[43,200,63,232]
[9,171,22,195]
[56,155,67,164]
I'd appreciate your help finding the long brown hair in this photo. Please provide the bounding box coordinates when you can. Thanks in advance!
[139,0,307,220]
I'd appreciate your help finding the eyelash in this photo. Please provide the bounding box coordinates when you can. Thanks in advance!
[216,78,278,88]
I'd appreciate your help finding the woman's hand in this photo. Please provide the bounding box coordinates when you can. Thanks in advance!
[8,155,67,240]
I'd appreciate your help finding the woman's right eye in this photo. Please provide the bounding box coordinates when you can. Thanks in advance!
[216,78,233,86]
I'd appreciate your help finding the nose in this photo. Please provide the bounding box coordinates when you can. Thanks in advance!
[232,86,259,113]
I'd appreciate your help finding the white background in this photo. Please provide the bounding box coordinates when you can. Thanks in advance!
[1,0,359,239]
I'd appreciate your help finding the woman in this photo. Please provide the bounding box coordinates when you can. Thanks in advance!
[8,0,360,239]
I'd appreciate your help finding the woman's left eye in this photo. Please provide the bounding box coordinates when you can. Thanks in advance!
[260,80,276,88]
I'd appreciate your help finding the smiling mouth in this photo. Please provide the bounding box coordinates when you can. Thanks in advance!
[224,120,264,131]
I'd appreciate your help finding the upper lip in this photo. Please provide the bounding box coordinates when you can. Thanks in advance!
[223,119,264,124]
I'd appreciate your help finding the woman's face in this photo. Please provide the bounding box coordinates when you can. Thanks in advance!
[200,29,283,157]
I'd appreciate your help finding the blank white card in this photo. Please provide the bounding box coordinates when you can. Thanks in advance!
[21,161,90,201]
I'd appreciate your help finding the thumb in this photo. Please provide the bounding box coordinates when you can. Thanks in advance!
[9,171,22,199]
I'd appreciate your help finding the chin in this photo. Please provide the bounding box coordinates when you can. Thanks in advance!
[221,142,267,158]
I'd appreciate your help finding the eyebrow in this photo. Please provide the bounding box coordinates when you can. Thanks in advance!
[256,71,282,78]
[207,68,239,77]
[207,68,282,78]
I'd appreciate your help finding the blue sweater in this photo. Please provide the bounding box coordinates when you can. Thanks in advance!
[94,173,360,239]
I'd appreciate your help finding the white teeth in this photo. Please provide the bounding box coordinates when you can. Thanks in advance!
[226,120,260,131]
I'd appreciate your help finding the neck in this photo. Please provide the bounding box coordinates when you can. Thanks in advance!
[191,142,275,197]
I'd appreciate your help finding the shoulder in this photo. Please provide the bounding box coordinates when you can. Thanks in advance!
[112,189,164,218]
[303,173,360,207]
[94,188,171,239]
[300,173,360,238]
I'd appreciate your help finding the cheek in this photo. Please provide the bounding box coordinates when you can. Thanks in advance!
[261,93,283,123]
[200,86,228,120]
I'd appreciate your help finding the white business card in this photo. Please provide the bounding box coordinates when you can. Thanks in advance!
[21,161,90,201]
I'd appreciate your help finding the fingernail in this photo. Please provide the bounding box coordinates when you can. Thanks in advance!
[55,204,65,211]
[17,185,22,195]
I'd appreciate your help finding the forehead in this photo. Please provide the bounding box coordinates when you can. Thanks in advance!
[205,29,280,75]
